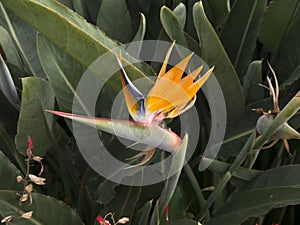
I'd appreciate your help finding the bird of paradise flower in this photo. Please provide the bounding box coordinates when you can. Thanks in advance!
[47,43,214,166]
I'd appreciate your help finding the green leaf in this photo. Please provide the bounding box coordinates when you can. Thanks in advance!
[236,165,300,193]
[280,64,300,89]
[0,190,84,225]
[202,157,261,181]
[150,134,189,223]
[132,200,153,225]
[101,185,142,221]
[207,165,300,225]
[37,34,86,114]
[198,132,256,220]
[0,151,23,190]
[0,0,115,67]
[132,13,146,43]
[0,26,22,68]
[220,0,266,78]
[259,0,300,53]
[0,3,45,77]
[0,120,18,161]
[126,13,146,58]
[243,60,264,104]
[277,16,300,80]
[166,186,185,221]
[150,201,160,225]
[95,180,118,204]
[57,0,73,9]
[205,187,300,225]
[0,0,151,81]
[185,0,198,40]
[173,3,186,29]
[204,0,229,29]
[97,0,133,43]
[15,77,55,156]
[160,6,188,47]
[0,54,19,110]
[71,0,86,18]
[193,1,245,122]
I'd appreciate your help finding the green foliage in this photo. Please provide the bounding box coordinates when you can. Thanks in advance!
[0,0,299,225]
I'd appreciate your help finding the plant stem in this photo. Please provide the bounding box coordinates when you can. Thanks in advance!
[183,164,210,219]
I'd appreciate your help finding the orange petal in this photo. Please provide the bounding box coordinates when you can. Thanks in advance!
[163,53,194,83]
[158,42,175,78]
[187,66,214,96]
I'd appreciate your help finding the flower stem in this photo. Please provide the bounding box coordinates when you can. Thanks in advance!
[183,164,210,219]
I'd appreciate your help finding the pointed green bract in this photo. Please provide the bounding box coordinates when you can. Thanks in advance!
[46,110,181,153]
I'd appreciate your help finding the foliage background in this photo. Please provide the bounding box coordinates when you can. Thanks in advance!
[0,0,300,224]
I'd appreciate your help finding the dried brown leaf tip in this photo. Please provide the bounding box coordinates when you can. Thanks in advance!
[16,175,23,183]
[117,217,130,224]
[21,211,33,219]
[1,215,13,223]
[254,62,300,156]
[28,174,46,185]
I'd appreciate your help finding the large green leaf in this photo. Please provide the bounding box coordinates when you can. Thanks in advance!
[0,54,19,110]
[205,187,300,225]
[193,1,244,122]
[37,34,86,113]
[15,77,55,156]
[0,0,151,81]
[0,3,44,77]
[0,150,23,190]
[207,165,300,224]
[0,26,22,68]
[96,0,133,43]
[0,190,84,225]
[259,0,300,53]
[204,0,229,29]
[235,165,300,193]
[220,0,266,78]
[277,16,300,81]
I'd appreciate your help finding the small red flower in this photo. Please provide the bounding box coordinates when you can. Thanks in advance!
[96,215,110,225]
[165,204,169,221]
[27,136,33,150]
